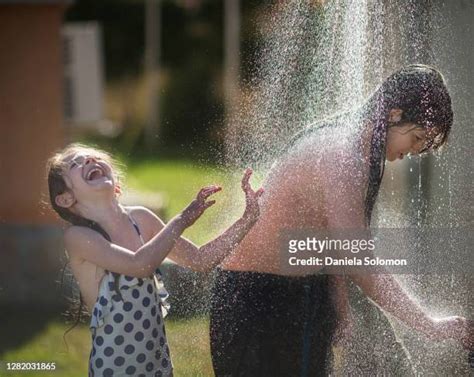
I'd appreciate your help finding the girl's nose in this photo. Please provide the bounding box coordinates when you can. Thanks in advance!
[84,156,97,165]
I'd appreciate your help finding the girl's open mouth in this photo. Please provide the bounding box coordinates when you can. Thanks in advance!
[85,166,106,181]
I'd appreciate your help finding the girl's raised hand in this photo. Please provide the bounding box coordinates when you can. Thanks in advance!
[241,168,264,223]
[180,185,222,228]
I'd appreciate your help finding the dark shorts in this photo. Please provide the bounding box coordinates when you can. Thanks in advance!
[210,269,336,377]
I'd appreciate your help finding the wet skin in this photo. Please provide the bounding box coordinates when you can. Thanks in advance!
[218,114,472,349]
[221,118,430,274]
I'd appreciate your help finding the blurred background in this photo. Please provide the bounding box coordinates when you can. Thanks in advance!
[0,0,472,376]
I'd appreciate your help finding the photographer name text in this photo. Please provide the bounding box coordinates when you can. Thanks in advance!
[287,237,407,267]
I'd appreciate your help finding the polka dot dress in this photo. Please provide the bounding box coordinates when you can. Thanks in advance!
[88,215,173,377]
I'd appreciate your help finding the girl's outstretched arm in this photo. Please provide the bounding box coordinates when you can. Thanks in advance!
[160,169,264,272]
[63,186,219,278]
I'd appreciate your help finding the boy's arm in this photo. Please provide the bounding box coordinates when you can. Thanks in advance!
[330,276,353,344]
[322,153,472,348]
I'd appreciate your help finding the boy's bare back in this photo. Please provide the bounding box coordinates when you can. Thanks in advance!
[221,128,369,274]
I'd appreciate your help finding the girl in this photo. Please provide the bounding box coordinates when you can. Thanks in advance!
[47,143,263,377]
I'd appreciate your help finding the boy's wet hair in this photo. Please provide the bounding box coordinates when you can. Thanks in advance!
[364,63,453,150]
[364,64,454,223]
[46,143,125,342]
[285,64,453,225]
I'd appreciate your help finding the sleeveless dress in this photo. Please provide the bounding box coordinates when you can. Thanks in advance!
[88,214,173,377]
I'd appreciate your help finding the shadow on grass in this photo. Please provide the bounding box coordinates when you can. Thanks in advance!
[0,305,65,356]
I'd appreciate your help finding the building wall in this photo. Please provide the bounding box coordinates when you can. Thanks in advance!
[0,4,67,307]
[0,4,66,225]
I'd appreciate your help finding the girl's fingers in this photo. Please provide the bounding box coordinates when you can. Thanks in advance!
[241,168,252,191]
[203,200,216,209]
[201,185,220,193]
[202,186,221,198]
[198,185,221,200]
[246,187,264,201]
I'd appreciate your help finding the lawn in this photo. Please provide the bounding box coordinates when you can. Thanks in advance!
[0,159,264,377]
[123,158,263,244]
[0,315,213,377]
[1,158,264,377]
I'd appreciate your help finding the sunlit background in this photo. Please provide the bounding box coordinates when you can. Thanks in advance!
[0,0,472,376]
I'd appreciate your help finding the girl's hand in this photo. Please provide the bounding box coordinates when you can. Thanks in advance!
[428,316,473,350]
[180,185,222,228]
[241,168,264,223]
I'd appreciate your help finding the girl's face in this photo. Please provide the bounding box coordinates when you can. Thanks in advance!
[61,151,116,202]
[386,123,428,162]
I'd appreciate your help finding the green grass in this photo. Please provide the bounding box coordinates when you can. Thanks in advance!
[124,159,261,244]
[166,317,214,377]
[1,159,264,377]
[0,316,213,377]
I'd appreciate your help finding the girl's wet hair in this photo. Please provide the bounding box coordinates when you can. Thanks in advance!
[46,143,125,341]
[47,143,123,239]
[363,64,453,223]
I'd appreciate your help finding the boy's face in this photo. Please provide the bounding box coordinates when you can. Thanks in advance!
[386,123,428,161]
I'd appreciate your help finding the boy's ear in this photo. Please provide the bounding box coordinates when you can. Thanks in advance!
[114,184,122,196]
[55,191,75,208]
[388,108,403,123]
